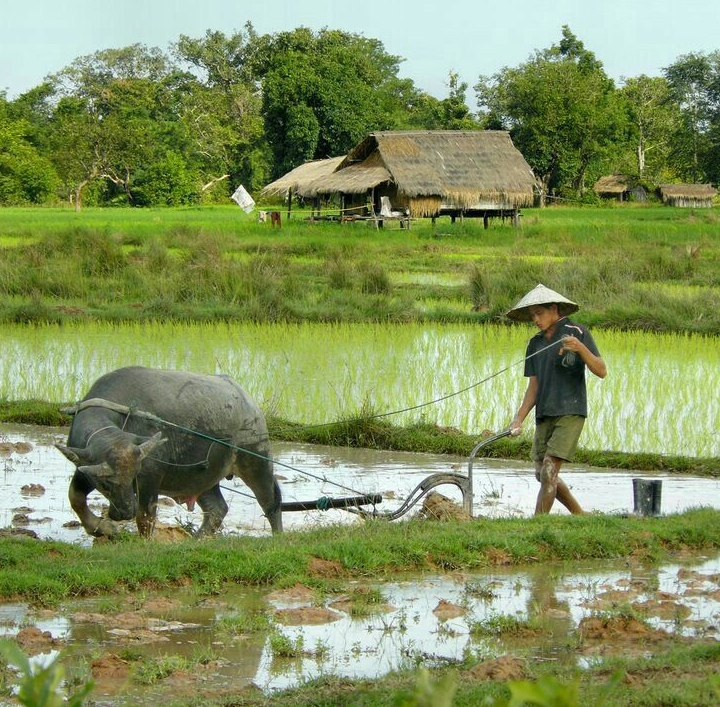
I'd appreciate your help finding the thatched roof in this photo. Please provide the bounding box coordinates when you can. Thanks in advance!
[299,150,391,197]
[659,184,717,199]
[299,131,537,207]
[261,156,345,197]
[593,175,632,194]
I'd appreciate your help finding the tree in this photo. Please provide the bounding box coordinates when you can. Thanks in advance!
[620,75,680,179]
[250,28,410,176]
[175,26,269,194]
[664,51,720,182]
[49,44,184,207]
[476,26,627,199]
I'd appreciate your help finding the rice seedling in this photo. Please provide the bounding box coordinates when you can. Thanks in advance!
[0,321,717,457]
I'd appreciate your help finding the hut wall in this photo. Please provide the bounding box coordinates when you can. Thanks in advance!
[664,196,713,208]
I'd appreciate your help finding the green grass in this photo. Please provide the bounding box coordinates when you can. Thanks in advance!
[0,205,719,332]
[1,509,719,603]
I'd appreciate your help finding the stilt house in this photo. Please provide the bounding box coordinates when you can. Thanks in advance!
[297,130,537,226]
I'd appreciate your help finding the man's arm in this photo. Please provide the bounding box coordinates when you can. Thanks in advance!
[509,376,538,435]
[560,336,607,379]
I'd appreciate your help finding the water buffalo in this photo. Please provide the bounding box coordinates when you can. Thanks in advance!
[56,366,282,538]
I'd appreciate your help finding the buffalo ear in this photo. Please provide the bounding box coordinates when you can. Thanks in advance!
[137,432,167,460]
[55,444,93,466]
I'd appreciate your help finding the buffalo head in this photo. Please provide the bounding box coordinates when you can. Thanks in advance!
[56,432,166,521]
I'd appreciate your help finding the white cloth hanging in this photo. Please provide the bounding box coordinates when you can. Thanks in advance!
[230,185,255,213]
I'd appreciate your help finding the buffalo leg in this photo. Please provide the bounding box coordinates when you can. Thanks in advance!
[136,490,159,537]
[69,472,118,538]
[234,455,283,534]
[196,485,228,535]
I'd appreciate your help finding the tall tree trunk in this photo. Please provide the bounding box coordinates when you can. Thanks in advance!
[74,180,89,213]
[637,123,646,177]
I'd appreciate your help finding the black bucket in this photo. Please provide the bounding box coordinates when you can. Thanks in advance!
[632,478,662,516]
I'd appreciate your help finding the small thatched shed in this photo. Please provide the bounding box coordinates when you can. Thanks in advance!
[593,175,631,200]
[299,131,537,221]
[593,175,648,202]
[261,156,345,213]
[659,184,717,208]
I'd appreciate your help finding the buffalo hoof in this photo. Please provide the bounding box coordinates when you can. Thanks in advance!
[92,519,120,539]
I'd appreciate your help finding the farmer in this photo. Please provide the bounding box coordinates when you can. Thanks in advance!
[507,284,607,515]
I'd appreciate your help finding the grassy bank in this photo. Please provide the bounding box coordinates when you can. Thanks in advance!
[3,399,718,475]
[0,205,719,333]
[1,509,719,602]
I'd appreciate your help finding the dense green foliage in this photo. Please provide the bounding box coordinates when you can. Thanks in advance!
[0,25,718,207]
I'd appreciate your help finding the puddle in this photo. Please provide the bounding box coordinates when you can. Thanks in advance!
[2,424,720,544]
[0,554,718,701]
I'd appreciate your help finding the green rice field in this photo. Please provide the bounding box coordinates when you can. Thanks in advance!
[1,321,717,458]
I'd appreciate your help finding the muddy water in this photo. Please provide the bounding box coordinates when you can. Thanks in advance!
[1,554,719,701]
[2,424,720,544]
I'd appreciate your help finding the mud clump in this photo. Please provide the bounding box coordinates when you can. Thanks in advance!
[274,607,343,625]
[15,627,62,655]
[143,596,182,613]
[308,557,343,578]
[267,584,316,604]
[0,527,38,539]
[91,653,130,679]
[419,492,471,521]
[151,523,191,543]
[20,483,44,495]
[0,442,33,456]
[433,599,466,621]
[579,616,666,642]
[465,655,526,681]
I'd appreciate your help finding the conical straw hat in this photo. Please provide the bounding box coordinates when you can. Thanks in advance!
[506,284,579,322]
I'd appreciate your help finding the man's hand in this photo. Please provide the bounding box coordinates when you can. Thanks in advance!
[509,421,523,436]
[559,335,585,355]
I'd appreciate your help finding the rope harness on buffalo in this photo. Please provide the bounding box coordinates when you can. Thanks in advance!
[61,338,562,521]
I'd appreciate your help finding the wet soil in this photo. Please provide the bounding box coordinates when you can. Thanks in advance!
[3,424,720,544]
[2,553,719,702]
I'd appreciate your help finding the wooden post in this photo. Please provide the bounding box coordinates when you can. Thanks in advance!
[451,213,456,224]
[483,213,489,230]
[512,209,519,227]
[287,190,293,220]
[460,210,464,225]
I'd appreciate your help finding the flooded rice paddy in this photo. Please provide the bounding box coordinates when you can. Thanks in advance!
[1,547,720,700]
[1,322,719,457]
[2,424,720,545]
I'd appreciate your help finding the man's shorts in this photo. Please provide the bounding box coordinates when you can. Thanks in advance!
[531,415,585,462]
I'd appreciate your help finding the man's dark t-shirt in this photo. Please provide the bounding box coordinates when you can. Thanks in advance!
[523,318,600,420]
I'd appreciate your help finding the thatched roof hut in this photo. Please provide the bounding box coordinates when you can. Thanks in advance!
[659,184,717,208]
[298,131,537,217]
[593,175,648,202]
[594,175,631,197]
[261,156,345,198]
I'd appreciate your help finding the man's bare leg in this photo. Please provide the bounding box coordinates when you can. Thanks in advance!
[534,457,583,515]
[556,478,584,514]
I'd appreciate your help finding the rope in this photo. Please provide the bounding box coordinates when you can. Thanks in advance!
[272,337,564,436]
[64,336,563,513]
